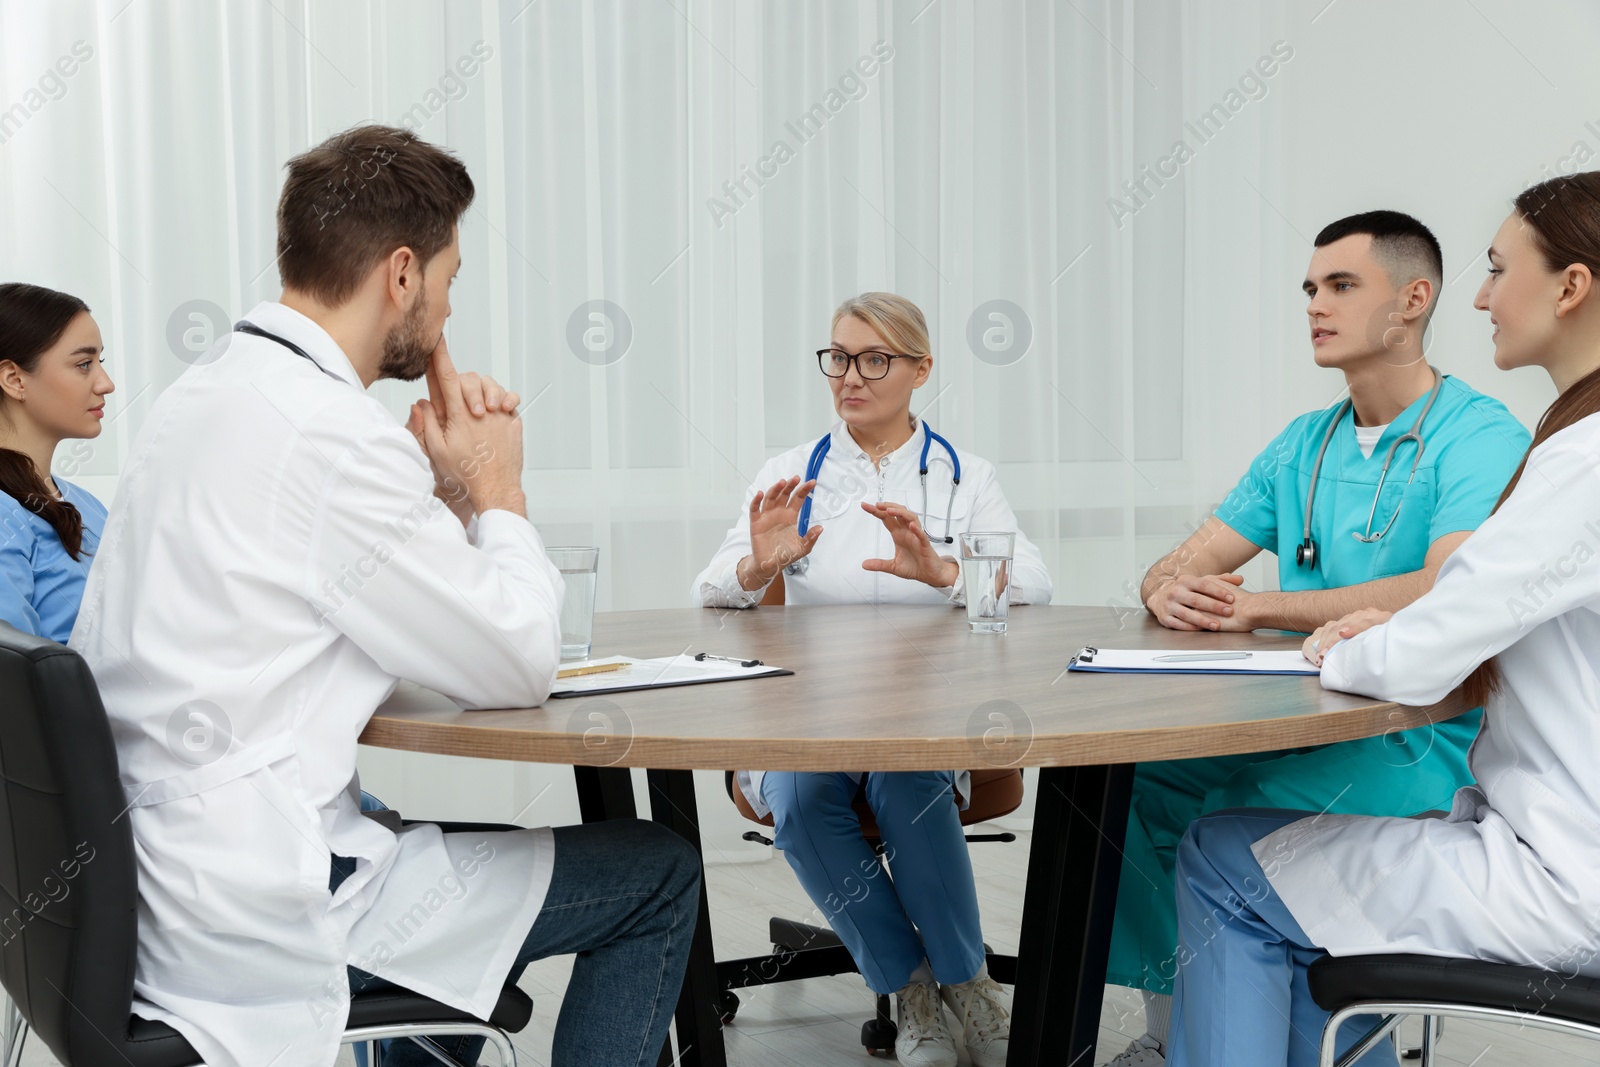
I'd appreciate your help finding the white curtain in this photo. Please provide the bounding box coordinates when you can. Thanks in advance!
[0,0,1590,833]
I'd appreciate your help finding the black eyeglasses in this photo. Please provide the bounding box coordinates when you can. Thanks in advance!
[816,348,920,380]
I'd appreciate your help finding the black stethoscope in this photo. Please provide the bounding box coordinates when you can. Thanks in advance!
[233,321,345,382]
[785,422,962,577]
[1295,367,1442,569]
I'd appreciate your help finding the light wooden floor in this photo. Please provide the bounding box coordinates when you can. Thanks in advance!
[19,826,1599,1066]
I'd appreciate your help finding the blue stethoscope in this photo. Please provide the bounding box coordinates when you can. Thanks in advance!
[786,422,961,576]
[1295,367,1442,569]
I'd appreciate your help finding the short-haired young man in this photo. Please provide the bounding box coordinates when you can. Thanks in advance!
[1098,211,1531,1066]
[71,125,699,1067]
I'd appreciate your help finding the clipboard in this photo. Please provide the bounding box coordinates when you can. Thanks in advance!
[1066,646,1320,676]
[550,654,794,698]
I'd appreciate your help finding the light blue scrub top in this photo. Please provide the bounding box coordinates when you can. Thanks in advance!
[1107,376,1531,1001]
[1214,375,1530,594]
[0,478,107,644]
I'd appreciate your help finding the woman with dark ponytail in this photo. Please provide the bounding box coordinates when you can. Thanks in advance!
[1163,172,1600,1067]
[0,282,115,643]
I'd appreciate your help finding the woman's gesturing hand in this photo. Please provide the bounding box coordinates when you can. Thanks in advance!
[1304,608,1393,667]
[737,477,823,590]
[859,501,960,589]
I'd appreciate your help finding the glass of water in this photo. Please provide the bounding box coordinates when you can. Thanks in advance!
[959,532,1014,634]
[548,547,600,660]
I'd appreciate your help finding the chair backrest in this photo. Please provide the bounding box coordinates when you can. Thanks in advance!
[0,622,142,1065]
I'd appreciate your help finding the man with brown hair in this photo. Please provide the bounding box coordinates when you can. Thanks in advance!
[70,125,699,1067]
[1100,211,1529,1067]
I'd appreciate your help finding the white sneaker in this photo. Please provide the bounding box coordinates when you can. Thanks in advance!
[1101,1033,1165,1066]
[939,973,1011,1067]
[894,980,958,1067]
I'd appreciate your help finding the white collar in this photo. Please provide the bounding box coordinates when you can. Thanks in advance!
[827,416,927,469]
[236,301,364,390]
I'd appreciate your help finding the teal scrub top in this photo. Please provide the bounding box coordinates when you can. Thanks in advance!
[1213,375,1530,595]
[0,478,107,645]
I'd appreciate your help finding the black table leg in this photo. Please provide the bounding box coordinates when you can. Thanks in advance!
[573,765,638,821]
[647,768,728,1067]
[571,766,678,1067]
[1008,764,1135,1067]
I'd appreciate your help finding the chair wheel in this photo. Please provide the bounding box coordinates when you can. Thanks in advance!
[860,1015,897,1051]
[718,990,740,1025]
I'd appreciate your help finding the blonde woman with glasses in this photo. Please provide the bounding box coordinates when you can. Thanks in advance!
[693,292,1051,1067]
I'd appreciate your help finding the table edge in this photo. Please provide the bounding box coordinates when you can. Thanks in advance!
[359,691,1469,769]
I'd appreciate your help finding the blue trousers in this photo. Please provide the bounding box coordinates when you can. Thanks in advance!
[1110,713,1477,996]
[338,819,700,1067]
[1168,809,1389,1067]
[762,770,986,994]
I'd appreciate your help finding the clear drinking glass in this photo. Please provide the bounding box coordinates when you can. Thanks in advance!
[959,532,1014,634]
[548,547,600,660]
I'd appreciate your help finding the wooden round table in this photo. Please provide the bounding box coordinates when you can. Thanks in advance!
[363,605,1465,1067]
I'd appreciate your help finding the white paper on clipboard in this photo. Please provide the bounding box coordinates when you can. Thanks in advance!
[1067,647,1320,675]
[551,654,792,697]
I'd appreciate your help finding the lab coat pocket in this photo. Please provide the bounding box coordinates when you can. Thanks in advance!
[135,766,326,936]
[873,487,973,546]
[923,488,976,544]
[807,468,875,522]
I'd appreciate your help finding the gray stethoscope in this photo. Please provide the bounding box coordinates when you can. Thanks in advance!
[1295,367,1442,570]
[784,422,962,577]
[234,321,345,382]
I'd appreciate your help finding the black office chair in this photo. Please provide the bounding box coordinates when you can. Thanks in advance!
[1308,953,1600,1066]
[719,769,1022,1056]
[0,621,531,1066]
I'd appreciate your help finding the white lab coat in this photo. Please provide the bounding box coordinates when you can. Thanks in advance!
[692,418,1052,610]
[1255,413,1600,974]
[69,302,565,1067]
[692,418,1052,816]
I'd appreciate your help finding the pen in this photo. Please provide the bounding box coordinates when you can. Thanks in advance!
[1152,652,1253,662]
[556,662,630,679]
[694,652,764,668]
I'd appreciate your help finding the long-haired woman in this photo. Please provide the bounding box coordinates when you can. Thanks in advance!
[0,282,115,643]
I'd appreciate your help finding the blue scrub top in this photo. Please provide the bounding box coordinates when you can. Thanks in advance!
[0,478,107,644]
[1214,375,1530,593]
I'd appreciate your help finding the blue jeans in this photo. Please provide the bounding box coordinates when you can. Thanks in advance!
[336,819,700,1067]
[1110,712,1478,996]
[762,770,986,994]
[1168,809,1390,1067]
